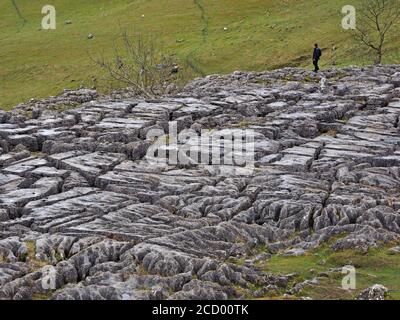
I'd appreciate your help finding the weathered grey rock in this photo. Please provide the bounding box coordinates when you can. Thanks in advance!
[61,171,89,191]
[168,280,228,300]
[357,284,388,300]
[0,237,28,262]
[0,208,9,222]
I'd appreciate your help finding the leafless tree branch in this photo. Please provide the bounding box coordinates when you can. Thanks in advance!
[10,0,27,25]
[90,30,189,98]
[353,0,400,64]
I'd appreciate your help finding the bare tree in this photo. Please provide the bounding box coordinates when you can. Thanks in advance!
[354,0,400,64]
[10,0,27,25]
[91,30,189,98]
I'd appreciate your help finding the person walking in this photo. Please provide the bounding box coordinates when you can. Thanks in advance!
[313,43,322,72]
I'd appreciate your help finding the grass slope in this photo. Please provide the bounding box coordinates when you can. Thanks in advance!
[1,0,400,109]
[257,241,400,300]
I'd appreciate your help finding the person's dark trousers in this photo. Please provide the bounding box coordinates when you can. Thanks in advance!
[313,59,319,72]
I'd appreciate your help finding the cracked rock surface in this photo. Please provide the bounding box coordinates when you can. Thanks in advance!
[1,65,400,300]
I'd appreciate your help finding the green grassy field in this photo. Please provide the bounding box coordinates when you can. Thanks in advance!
[261,244,400,300]
[1,0,400,110]
[229,236,400,300]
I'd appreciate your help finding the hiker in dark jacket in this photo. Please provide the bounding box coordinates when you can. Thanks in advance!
[313,43,322,72]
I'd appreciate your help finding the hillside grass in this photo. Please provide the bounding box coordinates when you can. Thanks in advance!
[1,0,400,110]
[256,242,400,300]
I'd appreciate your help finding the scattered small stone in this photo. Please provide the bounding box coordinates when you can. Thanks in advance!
[254,252,272,261]
[317,272,330,278]
[281,248,306,257]
[388,246,400,255]
[171,64,180,74]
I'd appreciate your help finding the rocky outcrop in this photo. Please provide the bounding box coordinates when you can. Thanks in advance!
[1,65,400,299]
[357,284,388,300]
